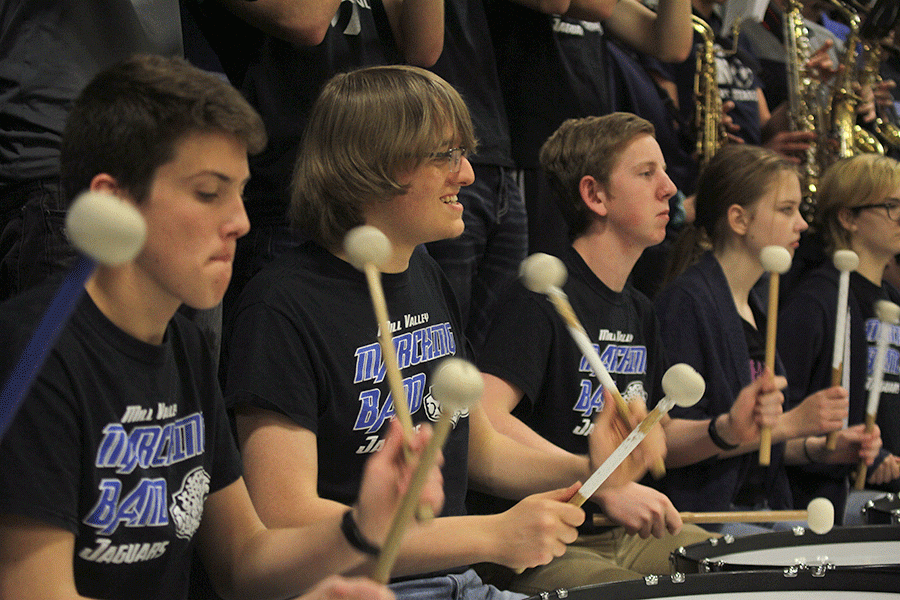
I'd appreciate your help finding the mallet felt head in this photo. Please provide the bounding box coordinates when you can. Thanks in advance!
[759,245,792,275]
[832,249,859,273]
[344,225,392,271]
[65,191,147,265]
[430,357,483,414]
[875,299,900,325]
[806,497,834,534]
[519,253,567,294]
[661,363,705,408]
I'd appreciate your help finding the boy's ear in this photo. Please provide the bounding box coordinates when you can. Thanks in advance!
[579,175,608,218]
[89,174,136,206]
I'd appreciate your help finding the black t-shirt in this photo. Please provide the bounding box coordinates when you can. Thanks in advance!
[225,242,470,532]
[472,247,667,527]
[0,285,242,600]
[486,0,612,169]
[852,273,900,465]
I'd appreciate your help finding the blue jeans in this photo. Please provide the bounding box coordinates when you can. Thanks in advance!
[390,569,526,600]
[425,165,527,352]
[0,178,75,302]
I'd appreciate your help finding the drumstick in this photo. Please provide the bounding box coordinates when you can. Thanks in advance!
[591,497,834,534]
[0,190,146,440]
[854,300,900,490]
[520,253,666,479]
[344,226,416,443]
[372,357,481,583]
[826,250,859,450]
[568,363,705,507]
[758,246,791,467]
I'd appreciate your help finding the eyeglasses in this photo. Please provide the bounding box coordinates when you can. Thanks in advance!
[429,147,469,172]
[853,199,900,223]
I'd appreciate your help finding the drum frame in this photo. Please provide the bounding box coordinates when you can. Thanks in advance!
[863,493,900,525]
[670,524,900,574]
[530,568,900,600]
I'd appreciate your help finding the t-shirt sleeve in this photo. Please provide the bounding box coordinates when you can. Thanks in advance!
[477,284,554,411]
[0,350,82,533]
[224,298,320,434]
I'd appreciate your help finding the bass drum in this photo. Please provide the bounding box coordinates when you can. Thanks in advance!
[528,568,900,600]
[670,524,900,574]
[863,493,900,525]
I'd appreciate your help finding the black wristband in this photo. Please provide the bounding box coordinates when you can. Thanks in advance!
[708,415,738,450]
[341,509,381,556]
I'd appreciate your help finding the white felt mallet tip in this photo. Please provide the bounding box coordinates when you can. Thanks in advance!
[430,357,483,414]
[760,245,792,274]
[806,497,834,534]
[520,253,567,294]
[343,225,392,270]
[65,191,146,265]
[832,249,859,272]
[875,300,900,325]
[661,363,705,408]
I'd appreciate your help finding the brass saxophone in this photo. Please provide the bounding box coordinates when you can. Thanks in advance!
[692,14,725,167]
[784,0,823,218]
[860,37,900,151]
[823,0,884,163]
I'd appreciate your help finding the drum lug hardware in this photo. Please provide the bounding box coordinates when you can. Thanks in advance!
[643,575,659,586]
[539,592,549,600]
[675,546,686,555]
[555,588,568,599]
[671,572,685,584]
[708,538,719,547]
[722,534,734,544]
[811,564,829,577]
[791,526,806,536]
[783,566,799,577]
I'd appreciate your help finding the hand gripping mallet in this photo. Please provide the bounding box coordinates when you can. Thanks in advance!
[344,226,416,444]
[568,363,705,507]
[593,496,834,534]
[0,190,146,440]
[520,253,666,479]
[854,300,900,490]
[826,250,859,450]
[372,357,482,583]
[758,245,792,466]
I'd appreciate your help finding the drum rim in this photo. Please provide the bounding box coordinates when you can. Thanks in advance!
[526,567,900,600]
[671,524,900,572]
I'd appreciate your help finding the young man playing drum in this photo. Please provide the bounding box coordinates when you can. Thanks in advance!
[0,55,443,600]
[222,66,664,600]
[471,113,786,594]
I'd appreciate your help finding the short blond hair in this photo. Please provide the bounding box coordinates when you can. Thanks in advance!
[815,153,900,254]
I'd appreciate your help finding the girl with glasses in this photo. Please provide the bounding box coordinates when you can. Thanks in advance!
[778,153,900,523]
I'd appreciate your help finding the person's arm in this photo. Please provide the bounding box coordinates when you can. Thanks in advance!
[480,373,574,458]
[661,370,786,467]
[783,423,882,466]
[214,0,343,46]
[382,0,444,67]
[234,406,583,576]
[0,516,87,600]
[205,412,442,596]
[602,0,692,62]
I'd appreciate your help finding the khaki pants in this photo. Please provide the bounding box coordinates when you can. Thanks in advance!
[475,524,716,596]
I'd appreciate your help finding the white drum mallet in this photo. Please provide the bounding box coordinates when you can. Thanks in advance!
[826,250,859,450]
[854,300,900,490]
[344,225,416,442]
[372,357,482,583]
[520,253,666,479]
[0,190,146,439]
[568,363,705,507]
[592,496,834,534]
[758,245,792,466]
